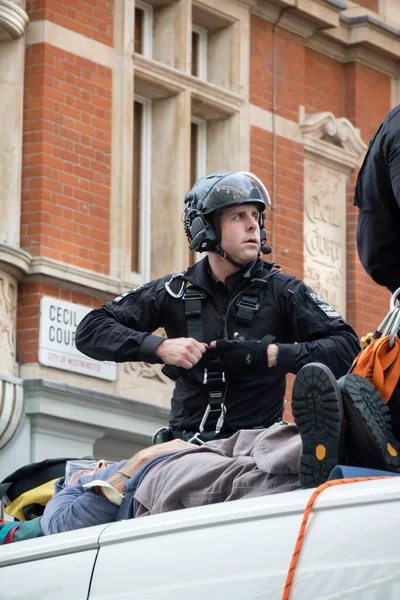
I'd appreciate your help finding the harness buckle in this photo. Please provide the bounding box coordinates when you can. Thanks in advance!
[203,368,226,386]
[236,296,260,312]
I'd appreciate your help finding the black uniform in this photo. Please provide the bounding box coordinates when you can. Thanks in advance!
[76,258,360,438]
[354,104,400,293]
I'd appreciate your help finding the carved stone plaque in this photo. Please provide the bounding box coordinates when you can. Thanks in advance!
[0,271,18,376]
[304,160,346,317]
[116,328,174,409]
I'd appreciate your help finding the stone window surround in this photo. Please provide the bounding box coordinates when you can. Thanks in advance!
[113,0,251,283]
[133,93,152,283]
[135,0,154,58]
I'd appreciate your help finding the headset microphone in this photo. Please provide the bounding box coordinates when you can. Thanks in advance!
[261,246,272,255]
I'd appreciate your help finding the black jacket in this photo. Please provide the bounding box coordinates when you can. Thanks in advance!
[354,104,400,293]
[76,258,360,435]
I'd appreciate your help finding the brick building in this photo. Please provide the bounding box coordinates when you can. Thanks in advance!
[0,0,399,476]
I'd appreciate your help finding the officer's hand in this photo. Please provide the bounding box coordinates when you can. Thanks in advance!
[209,335,276,374]
[155,338,207,369]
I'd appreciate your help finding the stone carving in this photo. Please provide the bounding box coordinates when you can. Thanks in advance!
[123,360,170,384]
[0,274,17,375]
[0,375,23,451]
[0,0,29,41]
[304,161,347,315]
[300,111,367,157]
[117,328,173,408]
[300,111,367,318]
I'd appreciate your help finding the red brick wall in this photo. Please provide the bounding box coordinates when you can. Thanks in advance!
[22,43,112,273]
[26,0,114,46]
[17,283,98,365]
[274,29,306,121]
[305,50,344,117]
[355,0,379,11]
[250,16,273,112]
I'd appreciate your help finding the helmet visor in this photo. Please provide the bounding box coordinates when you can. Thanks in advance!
[241,172,272,210]
[201,171,272,214]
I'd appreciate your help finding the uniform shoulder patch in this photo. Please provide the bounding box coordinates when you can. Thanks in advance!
[307,292,341,319]
[112,284,145,303]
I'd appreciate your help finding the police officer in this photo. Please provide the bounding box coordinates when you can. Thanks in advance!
[76,171,360,443]
[354,104,400,293]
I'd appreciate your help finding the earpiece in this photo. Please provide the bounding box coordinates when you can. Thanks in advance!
[189,214,217,252]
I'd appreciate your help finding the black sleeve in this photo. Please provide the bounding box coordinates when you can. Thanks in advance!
[75,278,169,363]
[356,210,400,294]
[389,144,400,207]
[274,278,361,378]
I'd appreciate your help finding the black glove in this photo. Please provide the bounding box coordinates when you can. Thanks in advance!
[213,335,276,375]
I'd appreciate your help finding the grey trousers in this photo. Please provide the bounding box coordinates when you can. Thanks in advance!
[135,423,302,517]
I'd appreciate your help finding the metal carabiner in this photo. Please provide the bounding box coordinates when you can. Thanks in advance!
[383,306,400,337]
[390,287,400,311]
[165,275,185,299]
[388,309,400,348]
[187,432,206,445]
[215,404,227,435]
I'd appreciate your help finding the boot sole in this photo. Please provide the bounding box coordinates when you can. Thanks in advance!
[339,374,400,473]
[292,363,343,488]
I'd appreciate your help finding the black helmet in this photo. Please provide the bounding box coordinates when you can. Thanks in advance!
[183,171,271,254]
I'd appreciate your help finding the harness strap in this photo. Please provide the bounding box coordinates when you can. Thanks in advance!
[182,284,204,341]
[235,281,265,337]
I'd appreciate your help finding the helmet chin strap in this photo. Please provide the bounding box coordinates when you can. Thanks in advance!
[214,244,259,269]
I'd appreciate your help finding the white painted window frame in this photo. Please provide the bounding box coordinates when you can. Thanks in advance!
[135,0,153,59]
[133,94,152,283]
[192,24,208,80]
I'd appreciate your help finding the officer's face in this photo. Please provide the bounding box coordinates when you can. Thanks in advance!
[219,204,261,263]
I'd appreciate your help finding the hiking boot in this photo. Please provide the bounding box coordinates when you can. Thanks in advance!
[338,373,400,473]
[292,363,344,489]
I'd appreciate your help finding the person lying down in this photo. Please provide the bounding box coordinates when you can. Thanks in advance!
[42,364,400,535]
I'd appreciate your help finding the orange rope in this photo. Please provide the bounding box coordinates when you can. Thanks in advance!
[352,336,400,402]
[281,476,395,600]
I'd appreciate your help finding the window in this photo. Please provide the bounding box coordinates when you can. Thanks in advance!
[135,1,153,58]
[132,96,152,280]
[191,25,208,80]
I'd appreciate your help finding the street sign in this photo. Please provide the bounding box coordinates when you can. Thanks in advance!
[39,296,116,381]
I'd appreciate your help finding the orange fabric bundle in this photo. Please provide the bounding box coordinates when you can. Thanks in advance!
[352,335,400,403]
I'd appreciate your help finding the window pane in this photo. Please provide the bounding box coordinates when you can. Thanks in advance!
[191,31,199,76]
[132,101,143,272]
[135,8,144,54]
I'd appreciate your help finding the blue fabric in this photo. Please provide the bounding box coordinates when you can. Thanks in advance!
[41,453,177,534]
[41,459,128,535]
[0,522,18,545]
[328,465,400,480]
[118,452,176,520]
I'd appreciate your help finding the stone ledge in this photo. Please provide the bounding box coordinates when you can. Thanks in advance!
[134,54,244,117]
[252,0,344,38]
[0,0,29,40]
[23,378,170,442]
[0,244,31,279]
[0,245,141,300]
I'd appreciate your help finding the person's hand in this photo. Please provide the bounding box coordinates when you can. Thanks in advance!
[267,343,279,368]
[139,439,195,462]
[209,334,276,375]
[156,337,208,369]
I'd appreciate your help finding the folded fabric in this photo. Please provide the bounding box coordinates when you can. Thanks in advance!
[0,517,44,545]
[328,465,400,480]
